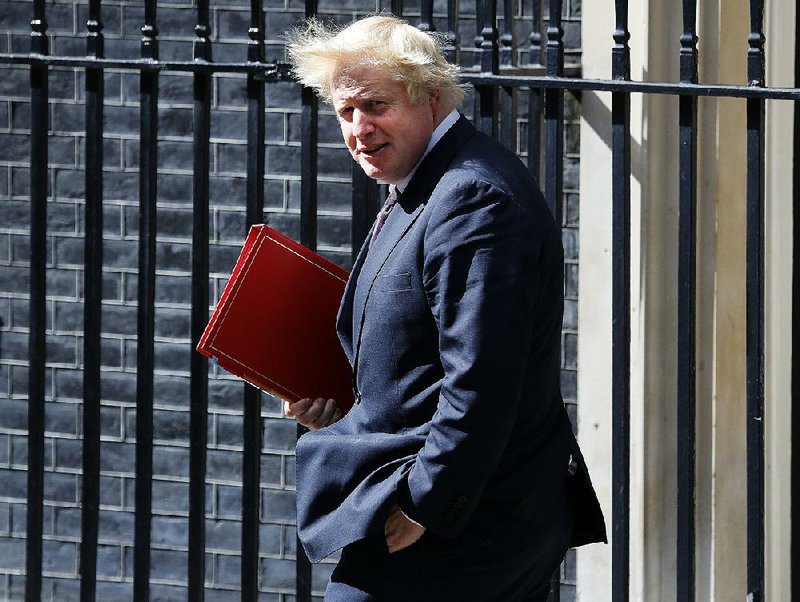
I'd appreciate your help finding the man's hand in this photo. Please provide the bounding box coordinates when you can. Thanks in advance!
[384,503,426,553]
[284,397,341,431]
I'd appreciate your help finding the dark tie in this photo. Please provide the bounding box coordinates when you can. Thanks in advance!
[368,188,400,250]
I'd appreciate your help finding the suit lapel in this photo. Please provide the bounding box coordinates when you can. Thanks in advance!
[336,235,371,363]
[350,114,477,371]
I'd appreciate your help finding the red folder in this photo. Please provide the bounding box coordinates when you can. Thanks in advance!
[197,224,354,413]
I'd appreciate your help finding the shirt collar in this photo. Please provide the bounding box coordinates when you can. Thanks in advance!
[391,109,460,195]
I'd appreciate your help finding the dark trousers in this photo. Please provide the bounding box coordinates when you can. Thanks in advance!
[324,505,572,602]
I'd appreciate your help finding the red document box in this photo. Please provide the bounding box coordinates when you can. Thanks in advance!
[197,225,354,413]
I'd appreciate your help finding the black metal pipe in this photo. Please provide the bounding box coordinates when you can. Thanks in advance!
[611,3,631,601]
[25,2,48,600]
[133,1,159,599]
[188,0,212,599]
[242,2,266,599]
[79,2,104,600]
[792,6,800,596]
[543,0,563,225]
[419,0,434,32]
[445,0,460,64]
[745,3,766,600]
[676,3,698,600]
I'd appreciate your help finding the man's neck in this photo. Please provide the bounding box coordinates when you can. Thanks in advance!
[392,109,460,192]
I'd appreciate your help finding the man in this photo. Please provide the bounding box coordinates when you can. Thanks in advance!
[284,15,606,601]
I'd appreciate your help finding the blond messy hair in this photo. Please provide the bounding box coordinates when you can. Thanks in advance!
[286,15,464,111]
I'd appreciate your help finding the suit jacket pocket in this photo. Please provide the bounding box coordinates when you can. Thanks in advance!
[377,272,413,292]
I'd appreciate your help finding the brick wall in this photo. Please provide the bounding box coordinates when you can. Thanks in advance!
[0,0,582,599]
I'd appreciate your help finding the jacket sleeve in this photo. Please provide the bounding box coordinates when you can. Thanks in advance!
[400,179,546,537]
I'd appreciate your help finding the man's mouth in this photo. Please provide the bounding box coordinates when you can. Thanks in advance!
[356,143,388,156]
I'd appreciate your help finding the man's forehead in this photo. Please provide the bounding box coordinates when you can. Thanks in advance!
[332,68,401,101]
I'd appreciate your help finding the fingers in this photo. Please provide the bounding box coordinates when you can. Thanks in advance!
[284,398,340,431]
[384,504,425,553]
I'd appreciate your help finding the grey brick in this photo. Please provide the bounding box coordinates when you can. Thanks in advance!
[154,340,190,372]
[96,543,122,578]
[150,582,190,600]
[43,471,78,504]
[104,170,139,202]
[563,332,577,369]
[0,536,25,570]
[0,133,29,162]
[216,9,252,42]
[561,369,577,400]
[151,479,190,513]
[215,553,241,586]
[206,518,241,552]
[312,561,334,593]
[0,468,26,500]
[99,304,137,336]
[261,556,294,590]
[98,508,134,543]
[53,298,83,332]
[151,515,188,548]
[44,401,80,435]
[265,144,301,177]
[210,108,248,140]
[153,408,189,442]
[46,333,78,365]
[207,448,242,482]
[95,580,133,600]
[260,454,282,487]
[54,437,82,470]
[10,165,29,196]
[0,399,29,430]
[0,436,8,466]
[53,506,81,538]
[42,539,78,574]
[563,298,577,330]
[214,413,243,448]
[0,265,28,293]
[284,455,295,487]
[258,522,281,555]
[209,243,242,274]
[564,263,578,298]
[209,175,247,207]
[209,379,244,411]
[103,104,140,136]
[1,330,27,362]
[100,474,124,507]
[562,227,578,262]
[156,172,193,203]
[215,209,247,243]
[152,445,190,479]
[216,76,248,109]
[100,440,135,473]
[46,267,79,298]
[53,367,83,402]
[262,419,295,453]
[216,484,241,518]
[9,499,26,532]
[153,373,190,407]
[261,488,294,522]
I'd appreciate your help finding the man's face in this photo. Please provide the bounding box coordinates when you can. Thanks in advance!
[332,68,440,185]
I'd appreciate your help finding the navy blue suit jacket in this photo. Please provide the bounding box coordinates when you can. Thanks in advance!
[296,115,606,563]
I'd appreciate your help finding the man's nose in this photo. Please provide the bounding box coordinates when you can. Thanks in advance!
[351,110,375,137]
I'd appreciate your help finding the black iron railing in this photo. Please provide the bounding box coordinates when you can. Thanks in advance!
[1,0,798,600]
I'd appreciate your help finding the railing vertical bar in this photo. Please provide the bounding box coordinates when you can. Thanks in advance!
[79,2,104,600]
[188,0,212,599]
[499,0,517,151]
[133,0,159,599]
[543,0,563,224]
[528,0,543,65]
[476,0,499,137]
[419,0,434,32]
[792,4,800,592]
[676,2,699,600]
[391,0,404,17]
[295,0,318,599]
[746,1,766,600]
[242,2,266,599]
[25,2,48,600]
[445,0,460,64]
[611,3,631,601]
[526,88,542,179]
